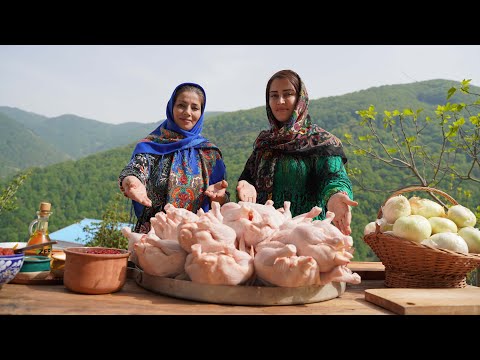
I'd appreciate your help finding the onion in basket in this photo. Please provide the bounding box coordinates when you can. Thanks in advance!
[447,205,477,228]
[382,195,411,224]
[392,215,431,243]
[409,196,446,218]
[421,233,469,254]
[428,217,458,234]
[458,227,480,253]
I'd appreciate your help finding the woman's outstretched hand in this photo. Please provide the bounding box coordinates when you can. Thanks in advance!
[327,192,359,235]
[236,180,257,203]
[205,180,229,205]
[121,176,152,207]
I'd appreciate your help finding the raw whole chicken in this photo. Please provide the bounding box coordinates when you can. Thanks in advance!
[275,201,293,222]
[121,226,147,265]
[271,223,353,273]
[150,203,200,240]
[134,232,187,278]
[254,241,320,287]
[206,201,223,222]
[124,201,361,288]
[237,200,289,229]
[177,212,237,253]
[221,202,277,249]
[279,206,323,230]
[319,265,361,285]
[312,212,354,249]
[185,244,254,285]
[164,203,200,223]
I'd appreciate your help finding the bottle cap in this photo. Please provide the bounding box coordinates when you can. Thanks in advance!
[39,202,51,214]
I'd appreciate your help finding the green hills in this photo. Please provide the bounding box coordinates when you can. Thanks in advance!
[0,107,224,178]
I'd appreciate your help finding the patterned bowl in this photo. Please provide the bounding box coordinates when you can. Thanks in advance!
[0,253,25,289]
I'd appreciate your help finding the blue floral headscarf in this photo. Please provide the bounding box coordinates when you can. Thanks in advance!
[132,82,209,158]
[130,82,221,217]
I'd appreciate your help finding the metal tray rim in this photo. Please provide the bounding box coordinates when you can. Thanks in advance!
[130,267,346,306]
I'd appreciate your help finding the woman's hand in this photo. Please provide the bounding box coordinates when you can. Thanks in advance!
[205,180,229,205]
[121,176,152,207]
[327,192,359,235]
[236,180,257,203]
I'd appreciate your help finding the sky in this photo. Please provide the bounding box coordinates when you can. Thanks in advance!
[1,45,479,124]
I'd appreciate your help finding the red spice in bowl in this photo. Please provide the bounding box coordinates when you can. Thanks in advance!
[84,248,123,255]
[0,248,15,256]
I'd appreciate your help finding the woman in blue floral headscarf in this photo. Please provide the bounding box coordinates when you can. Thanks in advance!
[119,82,229,233]
[236,70,357,235]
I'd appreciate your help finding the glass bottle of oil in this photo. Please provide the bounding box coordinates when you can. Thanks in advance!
[26,202,53,257]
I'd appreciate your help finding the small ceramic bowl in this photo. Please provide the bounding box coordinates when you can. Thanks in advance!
[50,251,66,278]
[20,256,51,272]
[0,253,25,289]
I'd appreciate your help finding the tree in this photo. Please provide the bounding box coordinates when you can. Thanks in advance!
[344,79,480,217]
[0,170,32,216]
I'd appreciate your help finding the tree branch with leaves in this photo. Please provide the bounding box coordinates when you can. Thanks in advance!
[344,79,479,215]
[0,170,32,216]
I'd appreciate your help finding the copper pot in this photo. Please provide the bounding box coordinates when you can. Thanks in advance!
[64,247,130,295]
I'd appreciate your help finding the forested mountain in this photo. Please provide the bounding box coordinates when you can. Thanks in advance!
[1,79,478,261]
[0,112,71,178]
[0,107,224,178]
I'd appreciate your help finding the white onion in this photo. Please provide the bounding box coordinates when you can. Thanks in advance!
[364,218,396,236]
[382,195,411,224]
[409,196,446,218]
[377,218,394,232]
[447,205,477,228]
[458,227,480,253]
[428,217,458,234]
[364,222,376,236]
[421,233,469,253]
[392,215,432,243]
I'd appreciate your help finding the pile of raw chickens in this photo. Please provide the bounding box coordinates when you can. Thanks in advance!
[122,200,361,288]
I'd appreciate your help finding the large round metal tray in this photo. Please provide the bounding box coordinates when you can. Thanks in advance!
[130,267,346,306]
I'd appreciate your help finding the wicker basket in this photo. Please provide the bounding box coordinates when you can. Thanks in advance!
[363,186,480,288]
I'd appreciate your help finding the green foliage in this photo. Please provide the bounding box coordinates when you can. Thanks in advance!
[346,79,479,185]
[84,193,131,249]
[0,170,32,215]
[0,144,135,242]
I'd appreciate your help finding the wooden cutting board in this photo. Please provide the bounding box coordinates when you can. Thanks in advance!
[365,287,480,315]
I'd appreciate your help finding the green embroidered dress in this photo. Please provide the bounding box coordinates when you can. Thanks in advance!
[272,155,352,219]
[239,153,352,219]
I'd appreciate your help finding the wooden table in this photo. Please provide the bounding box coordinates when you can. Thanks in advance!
[0,278,393,315]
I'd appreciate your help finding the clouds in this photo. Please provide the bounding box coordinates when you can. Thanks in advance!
[1,45,479,124]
